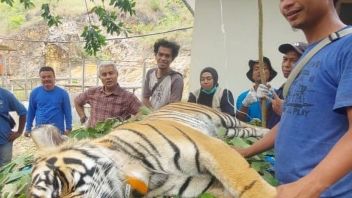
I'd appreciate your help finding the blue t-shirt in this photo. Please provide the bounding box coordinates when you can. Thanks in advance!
[276,32,352,197]
[26,86,72,133]
[0,88,27,144]
[236,90,279,128]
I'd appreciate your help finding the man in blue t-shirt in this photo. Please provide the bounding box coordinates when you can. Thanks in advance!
[237,0,352,197]
[235,56,278,128]
[24,66,72,136]
[0,87,27,166]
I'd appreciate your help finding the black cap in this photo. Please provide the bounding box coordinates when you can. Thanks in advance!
[279,42,308,55]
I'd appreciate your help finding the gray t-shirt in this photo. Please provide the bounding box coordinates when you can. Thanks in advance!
[142,68,184,109]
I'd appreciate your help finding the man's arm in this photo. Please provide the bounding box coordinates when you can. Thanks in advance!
[24,92,36,136]
[236,106,250,122]
[74,94,87,124]
[235,89,257,122]
[236,123,278,157]
[169,74,183,103]
[142,97,153,109]
[271,91,284,116]
[63,91,72,134]
[188,92,197,103]
[277,107,352,198]
[8,93,27,140]
[8,115,26,141]
[220,89,235,115]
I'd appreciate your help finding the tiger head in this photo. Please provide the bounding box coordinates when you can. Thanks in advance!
[28,125,130,198]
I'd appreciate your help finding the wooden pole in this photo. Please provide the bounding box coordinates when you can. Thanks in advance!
[258,0,267,128]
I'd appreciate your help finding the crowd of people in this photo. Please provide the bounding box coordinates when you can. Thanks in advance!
[1,0,351,197]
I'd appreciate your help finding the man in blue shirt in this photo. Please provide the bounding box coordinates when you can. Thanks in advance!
[25,66,72,136]
[235,56,278,128]
[237,0,352,197]
[0,87,27,166]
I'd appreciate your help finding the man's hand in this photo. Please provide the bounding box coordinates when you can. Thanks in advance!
[8,131,22,141]
[24,131,31,137]
[271,92,284,115]
[80,115,87,124]
[277,176,325,198]
[242,88,258,107]
[232,146,252,158]
[64,129,71,136]
[257,84,275,100]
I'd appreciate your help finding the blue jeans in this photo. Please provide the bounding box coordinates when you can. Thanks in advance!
[0,142,13,167]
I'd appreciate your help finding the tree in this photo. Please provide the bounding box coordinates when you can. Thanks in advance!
[1,0,136,56]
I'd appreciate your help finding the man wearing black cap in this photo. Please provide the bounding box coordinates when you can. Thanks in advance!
[235,56,278,128]
[271,42,308,115]
[237,0,352,197]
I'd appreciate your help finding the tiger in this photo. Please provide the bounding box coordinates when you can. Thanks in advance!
[147,102,270,138]
[29,103,276,198]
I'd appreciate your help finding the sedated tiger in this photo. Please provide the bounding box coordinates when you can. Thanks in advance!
[29,102,275,198]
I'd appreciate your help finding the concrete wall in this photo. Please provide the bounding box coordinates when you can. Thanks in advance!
[190,0,305,102]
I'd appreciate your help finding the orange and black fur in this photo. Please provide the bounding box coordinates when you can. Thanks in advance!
[29,102,275,198]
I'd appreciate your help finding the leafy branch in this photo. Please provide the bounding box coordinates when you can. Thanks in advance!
[109,0,136,16]
[1,0,136,56]
[81,25,107,56]
[92,6,128,35]
[41,4,62,27]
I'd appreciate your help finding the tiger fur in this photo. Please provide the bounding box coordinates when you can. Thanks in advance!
[148,102,269,138]
[29,103,276,198]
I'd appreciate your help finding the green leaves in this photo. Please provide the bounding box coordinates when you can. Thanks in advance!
[81,25,107,56]
[1,0,33,8]
[0,154,33,197]
[109,0,136,16]
[69,118,122,139]
[0,0,14,7]
[92,6,127,35]
[228,137,279,186]
[41,4,62,27]
[19,0,33,9]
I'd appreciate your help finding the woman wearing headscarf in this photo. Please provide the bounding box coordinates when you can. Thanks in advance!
[188,67,234,115]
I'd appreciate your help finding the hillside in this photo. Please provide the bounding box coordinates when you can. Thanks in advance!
[0,0,193,100]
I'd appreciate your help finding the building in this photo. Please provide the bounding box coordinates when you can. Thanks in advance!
[186,0,352,100]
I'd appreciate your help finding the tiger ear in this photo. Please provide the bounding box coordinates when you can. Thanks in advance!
[31,125,68,149]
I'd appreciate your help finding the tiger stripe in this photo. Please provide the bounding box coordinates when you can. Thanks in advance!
[29,103,276,198]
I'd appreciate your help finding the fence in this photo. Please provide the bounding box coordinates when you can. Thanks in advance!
[1,56,158,101]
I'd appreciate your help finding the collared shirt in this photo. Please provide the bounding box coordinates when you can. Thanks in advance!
[75,83,141,127]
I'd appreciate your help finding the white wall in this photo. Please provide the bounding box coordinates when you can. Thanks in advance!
[190,0,305,101]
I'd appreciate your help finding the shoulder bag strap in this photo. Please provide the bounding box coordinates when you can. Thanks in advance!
[151,70,179,94]
[283,27,352,98]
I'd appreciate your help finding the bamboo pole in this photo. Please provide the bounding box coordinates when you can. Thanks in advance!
[258,0,267,128]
